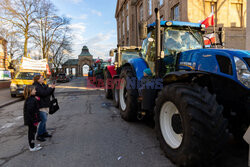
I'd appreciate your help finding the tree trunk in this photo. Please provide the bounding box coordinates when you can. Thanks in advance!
[24,33,28,57]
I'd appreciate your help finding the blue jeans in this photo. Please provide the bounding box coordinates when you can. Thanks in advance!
[37,111,48,136]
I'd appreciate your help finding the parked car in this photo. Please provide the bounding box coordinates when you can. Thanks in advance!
[10,70,46,97]
[56,73,70,82]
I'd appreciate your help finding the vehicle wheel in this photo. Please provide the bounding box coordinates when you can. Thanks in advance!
[11,94,16,98]
[112,80,119,108]
[104,70,113,99]
[95,74,101,87]
[119,67,138,121]
[154,83,228,166]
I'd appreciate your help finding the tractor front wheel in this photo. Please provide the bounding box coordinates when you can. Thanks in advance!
[112,80,119,108]
[104,70,112,99]
[154,83,228,166]
[119,67,138,121]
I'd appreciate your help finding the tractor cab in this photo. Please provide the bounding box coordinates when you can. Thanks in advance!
[141,21,205,76]
[140,19,225,77]
[110,46,141,70]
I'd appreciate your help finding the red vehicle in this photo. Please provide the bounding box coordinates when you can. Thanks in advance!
[104,46,141,107]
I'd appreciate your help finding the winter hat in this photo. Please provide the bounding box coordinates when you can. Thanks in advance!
[143,68,152,76]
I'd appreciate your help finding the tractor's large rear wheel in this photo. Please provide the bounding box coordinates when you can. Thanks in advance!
[119,67,138,121]
[155,83,228,166]
[104,70,112,99]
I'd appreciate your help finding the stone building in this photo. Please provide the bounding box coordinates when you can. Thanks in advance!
[246,0,250,50]
[115,0,247,50]
[0,36,8,71]
[62,46,93,77]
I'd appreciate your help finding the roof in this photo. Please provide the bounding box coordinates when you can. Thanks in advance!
[148,21,203,29]
[63,59,78,66]
[79,46,92,57]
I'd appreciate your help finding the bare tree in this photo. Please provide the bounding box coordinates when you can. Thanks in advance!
[34,0,70,60]
[0,0,40,57]
[0,26,21,59]
[50,28,72,75]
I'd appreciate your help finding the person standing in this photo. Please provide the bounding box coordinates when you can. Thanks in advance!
[23,85,42,151]
[33,75,55,142]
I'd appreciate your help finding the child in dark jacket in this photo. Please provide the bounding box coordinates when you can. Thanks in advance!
[23,85,42,152]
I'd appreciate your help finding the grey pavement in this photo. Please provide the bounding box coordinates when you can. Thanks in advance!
[0,77,175,167]
[0,77,247,167]
[0,89,22,108]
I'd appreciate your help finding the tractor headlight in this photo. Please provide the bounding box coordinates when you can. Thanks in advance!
[234,57,250,88]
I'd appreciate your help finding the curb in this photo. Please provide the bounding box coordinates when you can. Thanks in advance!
[0,98,23,108]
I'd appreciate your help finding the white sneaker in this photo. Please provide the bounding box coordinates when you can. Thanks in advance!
[36,144,41,147]
[29,146,42,152]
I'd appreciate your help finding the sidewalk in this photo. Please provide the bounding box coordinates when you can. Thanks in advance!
[0,88,22,108]
[0,80,10,89]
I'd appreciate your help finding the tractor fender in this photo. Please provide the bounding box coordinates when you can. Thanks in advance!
[163,71,209,84]
[163,71,250,116]
[106,65,117,78]
[124,58,148,81]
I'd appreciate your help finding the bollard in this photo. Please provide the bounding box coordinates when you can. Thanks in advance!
[243,126,250,167]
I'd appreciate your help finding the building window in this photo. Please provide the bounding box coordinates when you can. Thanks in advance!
[139,4,143,21]
[230,2,243,27]
[160,15,164,21]
[148,0,152,16]
[126,15,129,32]
[122,21,125,38]
[159,0,163,6]
[0,44,3,53]
[171,4,180,21]
[118,25,121,40]
[127,37,129,45]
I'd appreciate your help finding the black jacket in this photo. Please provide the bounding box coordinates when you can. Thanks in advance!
[33,82,54,109]
[23,96,41,126]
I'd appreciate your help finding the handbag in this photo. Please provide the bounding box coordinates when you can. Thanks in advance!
[49,93,59,115]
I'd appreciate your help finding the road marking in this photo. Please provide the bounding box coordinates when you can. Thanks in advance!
[0,123,15,130]
[14,116,23,120]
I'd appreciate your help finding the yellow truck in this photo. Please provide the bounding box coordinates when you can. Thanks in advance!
[10,70,46,97]
[10,57,48,97]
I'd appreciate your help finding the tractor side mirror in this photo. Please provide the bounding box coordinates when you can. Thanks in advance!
[109,50,114,57]
[218,27,225,45]
[139,21,148,40]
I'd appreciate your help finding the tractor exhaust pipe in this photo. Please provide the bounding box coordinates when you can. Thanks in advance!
[155,8,161,77]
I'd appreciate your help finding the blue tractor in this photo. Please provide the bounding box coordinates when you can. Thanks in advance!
[117,9,250,166]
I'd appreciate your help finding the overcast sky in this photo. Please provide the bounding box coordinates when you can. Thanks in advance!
[51,0,117,60]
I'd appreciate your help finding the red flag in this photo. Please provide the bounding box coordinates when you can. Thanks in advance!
[46,64,51,75]
[201,13,214,28]
[95,59,101,63]
[204,33,216,45]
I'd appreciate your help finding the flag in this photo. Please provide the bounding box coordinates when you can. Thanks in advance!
[46,64,51,75]
[204,33,216,46]
[201,13,214,28]
[95,59,101,63]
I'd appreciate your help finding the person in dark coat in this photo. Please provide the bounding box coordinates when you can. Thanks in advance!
[23,85,42,151]
[33,75,55,142]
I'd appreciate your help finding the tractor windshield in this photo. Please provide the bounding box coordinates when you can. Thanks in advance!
[121,51,140,64]
[163,28,203,56]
